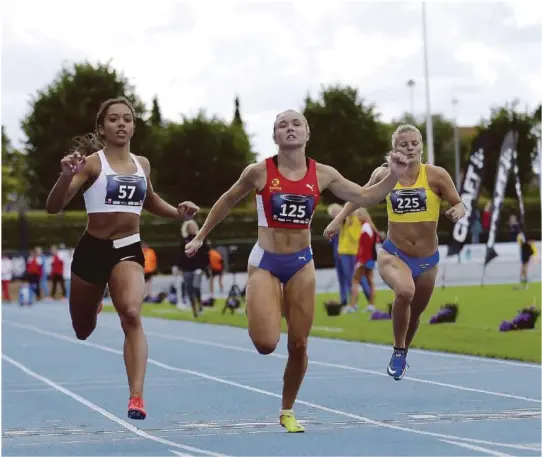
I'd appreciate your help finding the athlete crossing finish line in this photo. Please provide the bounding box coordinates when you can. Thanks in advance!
[185,110,409,432]
[325,124,465,381]
[46,97,199,420]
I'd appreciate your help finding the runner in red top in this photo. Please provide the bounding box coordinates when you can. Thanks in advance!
[185,109,408,432]
[256,155,320,231]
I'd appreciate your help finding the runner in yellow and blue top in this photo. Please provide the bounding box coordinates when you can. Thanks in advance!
[325,124,465,381]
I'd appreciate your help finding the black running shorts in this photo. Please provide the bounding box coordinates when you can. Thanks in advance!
[71,231,145,285]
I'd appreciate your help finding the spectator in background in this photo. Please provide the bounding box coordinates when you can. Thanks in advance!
[57,244,73,299]
[481,201,492,234]
[327,203,347,304]
[25,247,43,301]
[142,242,157,301]
[37,246,50,299]
[179,220,209,318]
[18,276,34,307]
[470,202,482,244]
[49,245,66,299]
[508,214,520,241]
[346,208,380,314]
[2,254,13,302]
[208,246,224,297]
[518,232,538,288]
[337,207,362,304]
[11,255,26,281]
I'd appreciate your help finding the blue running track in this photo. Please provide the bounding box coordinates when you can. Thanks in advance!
[2,302,541,456]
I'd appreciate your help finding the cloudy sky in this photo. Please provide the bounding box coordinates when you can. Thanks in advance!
[2,0,541,159]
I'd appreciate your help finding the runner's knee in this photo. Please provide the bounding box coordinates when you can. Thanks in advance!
[73,323,95,341]
[252,336,279,355]
[287,337,308,357]
[395,284,415,304]
[118,306,141,332]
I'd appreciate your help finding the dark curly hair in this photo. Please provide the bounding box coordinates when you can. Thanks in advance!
[71,97,136,155]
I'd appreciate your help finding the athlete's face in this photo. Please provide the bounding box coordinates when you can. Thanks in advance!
[273,111,309,148]
[394,130,423,164]
[99,103,135,146]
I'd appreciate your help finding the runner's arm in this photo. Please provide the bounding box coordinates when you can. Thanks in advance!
[196,163,260,241]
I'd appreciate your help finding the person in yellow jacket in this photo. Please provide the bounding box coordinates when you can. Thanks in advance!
[327,204,347,304]
[142,242,157,300]
[337,210,362,304]
[208,248,224,296]
[518,232,538,289]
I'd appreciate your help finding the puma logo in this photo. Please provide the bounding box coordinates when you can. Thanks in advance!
[306,184,314,191]
[298,255,307,261]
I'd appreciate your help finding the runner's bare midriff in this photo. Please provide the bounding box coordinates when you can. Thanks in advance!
[86,213,140,240]
[387,221,438,257]
[258,227,311,254]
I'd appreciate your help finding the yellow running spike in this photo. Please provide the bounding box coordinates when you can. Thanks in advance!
[280,412,305,433]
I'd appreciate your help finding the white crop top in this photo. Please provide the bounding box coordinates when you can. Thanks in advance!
[83,150,148,215]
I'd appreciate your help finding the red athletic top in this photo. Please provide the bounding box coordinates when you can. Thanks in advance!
[356,222,380,264]
[26,256,42,276]
[51,254,64,276]
[256,155,320,230]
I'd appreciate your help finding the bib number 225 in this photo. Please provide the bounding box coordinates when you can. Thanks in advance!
[396,196,420,210]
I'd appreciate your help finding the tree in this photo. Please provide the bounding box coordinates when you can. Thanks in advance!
[233,95,243,126]
[302,85,391,203]
[149,96,163,127]
[2,127,31,208]
[21,61,150,209]
[475,101,538,198]
[156,112,256,207]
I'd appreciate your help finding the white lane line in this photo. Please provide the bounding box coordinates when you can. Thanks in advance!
[6,301,541,368]
[2,354,227,457]
[319,337,541,368]
[128,327,541,404]
[4,320,538,453]
[440,439,512,456]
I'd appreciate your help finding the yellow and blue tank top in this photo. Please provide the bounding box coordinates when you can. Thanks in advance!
[338,214,361,255]
[386,164,441,223]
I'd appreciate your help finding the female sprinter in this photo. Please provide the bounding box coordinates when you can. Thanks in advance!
[324,124,465,381]
[185,109,408,432]
[46,97,199,420]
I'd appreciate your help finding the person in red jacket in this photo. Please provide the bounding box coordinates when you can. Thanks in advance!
[25,248,43,301]
[49,245,66,299]
[346,208,380,313]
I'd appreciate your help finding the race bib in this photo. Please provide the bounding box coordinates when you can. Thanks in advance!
[390,188,427,214]
[271,193,315,225]
[105,175,147,206]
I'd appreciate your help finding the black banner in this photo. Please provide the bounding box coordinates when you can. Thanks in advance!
[447,133,486,257]
[484,130,518,266]
[512,149,526,232]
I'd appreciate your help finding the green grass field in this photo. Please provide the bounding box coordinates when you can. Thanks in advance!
[104,282,541,363]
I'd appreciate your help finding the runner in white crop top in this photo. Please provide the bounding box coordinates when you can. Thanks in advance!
[45,97,200,421]
[83,149,148,215]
